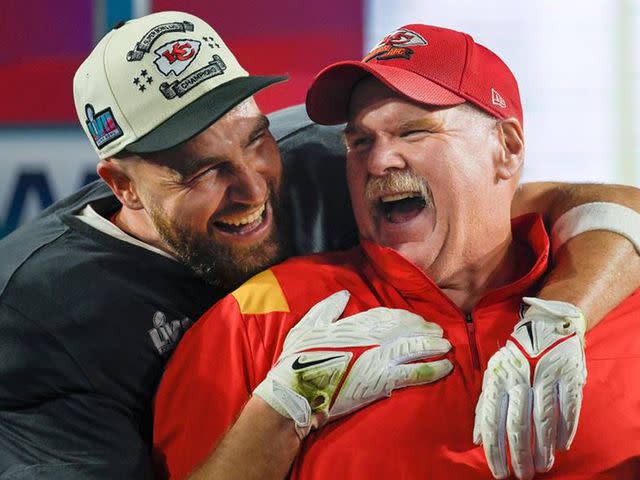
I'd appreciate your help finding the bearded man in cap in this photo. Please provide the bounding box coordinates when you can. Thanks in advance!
[154,24,640,480]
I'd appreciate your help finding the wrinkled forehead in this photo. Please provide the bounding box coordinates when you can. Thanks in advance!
[138,97,267,171]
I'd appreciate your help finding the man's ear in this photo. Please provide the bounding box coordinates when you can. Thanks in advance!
[97,158,144,210]
[494,117,524,181]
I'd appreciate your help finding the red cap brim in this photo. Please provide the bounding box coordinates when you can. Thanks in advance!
[306,61,466,125]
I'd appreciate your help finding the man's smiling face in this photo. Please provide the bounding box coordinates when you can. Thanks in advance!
[344,78,507,282]
[131,98,286,288]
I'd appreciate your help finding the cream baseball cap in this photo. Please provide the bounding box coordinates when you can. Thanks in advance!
[73,11,287,159]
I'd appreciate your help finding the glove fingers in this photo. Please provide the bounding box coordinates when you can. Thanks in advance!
[411,319,444,336]
[397,320,445,340]
[357,309,444,337]
[533,380,559,473]
[557,379,583,450]
[506,385,534,480]
[474,367,495,445]
[480,380,510,479]
[302,290,351,328]
[391,359,453,388]
[281,291,350,354]
[319,290,351,326]
[473,390,484,445]
[387,335,452,363]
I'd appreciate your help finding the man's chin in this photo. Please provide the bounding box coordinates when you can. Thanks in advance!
[217,237,285,289]
[152,217,287,291]
[180,233,286,291]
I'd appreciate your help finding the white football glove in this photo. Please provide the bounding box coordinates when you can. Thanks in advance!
[254,290,453,438]
[473,297,587,479]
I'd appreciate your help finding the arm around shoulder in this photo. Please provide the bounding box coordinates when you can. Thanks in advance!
[513,182,640,328]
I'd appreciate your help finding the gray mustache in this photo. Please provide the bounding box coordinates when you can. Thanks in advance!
[365,170,433,207]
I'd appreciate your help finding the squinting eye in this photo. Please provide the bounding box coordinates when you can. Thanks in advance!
[193,167,216,181]
[401,130,427,137]
[349,137,372,150]
[249,131,266,145]
[401,130,429,138]
[191,163,225,182]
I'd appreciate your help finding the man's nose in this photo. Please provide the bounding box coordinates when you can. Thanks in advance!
[227,162,268,205]
[366,138,407,176]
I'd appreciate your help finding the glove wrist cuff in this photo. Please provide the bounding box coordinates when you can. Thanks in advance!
[253,379,313,439]
[521,297,586,336]
[513,297,586,356]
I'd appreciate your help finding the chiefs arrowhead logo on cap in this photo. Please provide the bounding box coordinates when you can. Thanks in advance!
[363,28,428,63]
[154,39,202,76]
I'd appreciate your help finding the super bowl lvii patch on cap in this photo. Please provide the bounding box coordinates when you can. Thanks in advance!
[84,104,124,149]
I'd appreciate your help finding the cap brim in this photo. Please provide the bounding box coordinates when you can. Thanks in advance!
[126,74,288,153]
[306,61,465,125]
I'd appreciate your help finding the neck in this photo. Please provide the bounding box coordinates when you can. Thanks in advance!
[113,206,174,255]
[435,230,533,313]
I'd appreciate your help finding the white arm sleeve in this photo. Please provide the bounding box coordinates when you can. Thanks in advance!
[551,202,640,255]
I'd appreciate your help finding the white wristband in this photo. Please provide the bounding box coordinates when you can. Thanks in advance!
[551,202,640,255]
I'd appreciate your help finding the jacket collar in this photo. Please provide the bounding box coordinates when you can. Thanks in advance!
[360,214,550,308]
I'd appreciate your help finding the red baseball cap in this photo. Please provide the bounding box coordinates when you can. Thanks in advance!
[306,24,522,127]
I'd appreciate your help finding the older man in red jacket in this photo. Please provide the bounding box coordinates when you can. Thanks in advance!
[154,24,640,480]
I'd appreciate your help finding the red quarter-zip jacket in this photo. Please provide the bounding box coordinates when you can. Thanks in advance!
[153,214,640,479]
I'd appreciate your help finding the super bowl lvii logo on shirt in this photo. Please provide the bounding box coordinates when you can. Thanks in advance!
[148,311,193,355]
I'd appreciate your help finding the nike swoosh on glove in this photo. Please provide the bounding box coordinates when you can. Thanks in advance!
[473,297,587,480]
[254,290,453,438]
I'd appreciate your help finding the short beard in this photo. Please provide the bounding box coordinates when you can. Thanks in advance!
[150,190,289,291]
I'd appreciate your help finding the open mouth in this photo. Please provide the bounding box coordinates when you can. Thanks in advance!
[213,203,268,235]
[378,192,429,224]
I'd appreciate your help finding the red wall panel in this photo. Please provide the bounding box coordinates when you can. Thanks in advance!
[0,0,363,124]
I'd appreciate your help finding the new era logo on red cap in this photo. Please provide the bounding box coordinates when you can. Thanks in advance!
[491,88,507,109]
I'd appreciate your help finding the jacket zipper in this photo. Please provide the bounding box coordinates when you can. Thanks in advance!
[465,313,481,370]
